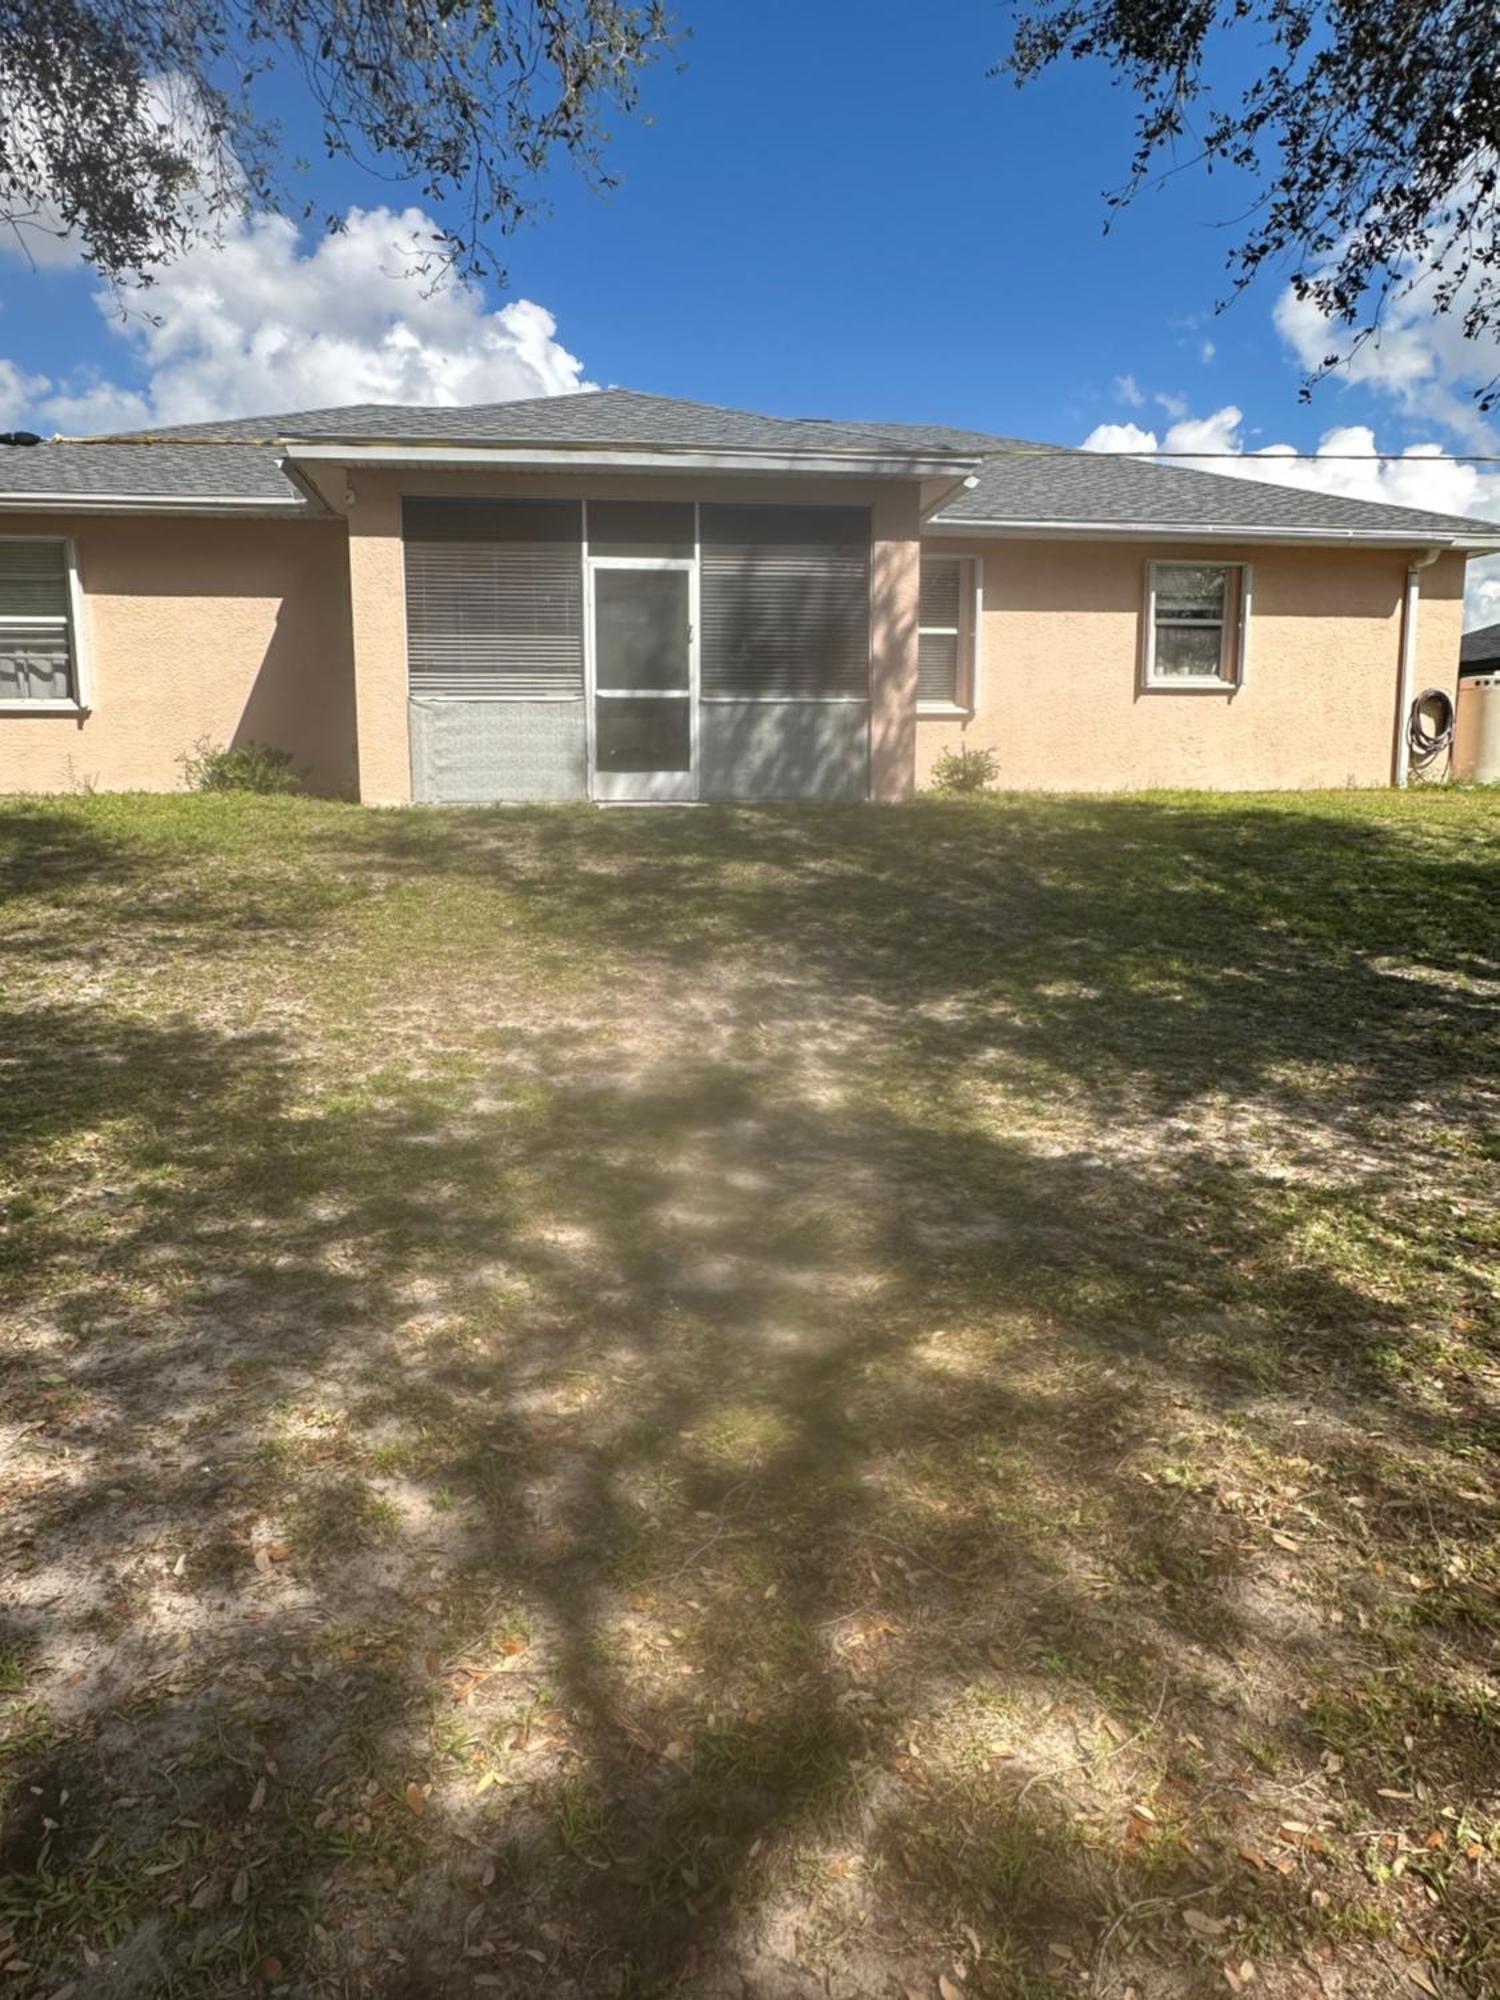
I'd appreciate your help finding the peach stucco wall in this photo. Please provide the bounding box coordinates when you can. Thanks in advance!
[914,540,1466,792]
[0,513,357,797]
[0,499,1468,804]
[318,466,925,804]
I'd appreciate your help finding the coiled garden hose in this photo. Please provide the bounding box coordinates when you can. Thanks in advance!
[1409,687,1456,758]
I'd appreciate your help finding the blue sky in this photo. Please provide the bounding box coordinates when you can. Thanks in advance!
[3,0,1499,591]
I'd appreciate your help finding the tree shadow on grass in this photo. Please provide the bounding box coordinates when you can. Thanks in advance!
[308,792,1500,1134]
[1,793,1498,1995]
[2,1029,1496,1990]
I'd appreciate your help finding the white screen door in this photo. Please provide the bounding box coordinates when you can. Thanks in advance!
[589,561,697,801]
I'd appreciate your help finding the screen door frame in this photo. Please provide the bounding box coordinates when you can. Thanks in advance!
[584,502,700,803]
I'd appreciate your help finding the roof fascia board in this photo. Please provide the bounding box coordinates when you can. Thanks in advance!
[924,516,1500,551]
[282,441,978,480]
[0,493,306,515]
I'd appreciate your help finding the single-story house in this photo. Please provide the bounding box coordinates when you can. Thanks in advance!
[1,388,1496,804]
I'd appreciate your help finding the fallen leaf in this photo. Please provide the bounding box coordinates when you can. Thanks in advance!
[260,1958,284,1983]
[405,1782,426,1816]
[231,1867,249,1906]
[1407,1965,1439,1997]
[939,1974,964,1999]
[1184,1909,1228,1938]
[253,1546,274,1575]
[249,1777,267,1813]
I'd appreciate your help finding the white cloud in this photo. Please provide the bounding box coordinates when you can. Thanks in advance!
[2,204,589,433]
[1081,402,1500,627]
[1200,340,1216,363]
[1081,420,1158,453]
[1112,373,1145,408]
[1272,225,1500,452]
[0,359,50,428]
[1154,390,1189,421]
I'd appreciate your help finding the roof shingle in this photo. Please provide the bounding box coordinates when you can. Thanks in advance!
[1460,619,1500,668]
[932,445,1500,541]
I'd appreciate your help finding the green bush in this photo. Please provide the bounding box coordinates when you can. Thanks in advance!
[928,744,999,795]
[179,738,303,795]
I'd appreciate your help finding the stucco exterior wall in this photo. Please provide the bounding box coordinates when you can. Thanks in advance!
[320,466,925,805]
[914,540,1467,792]
[0,512,357,797]
[0,499,1468,804]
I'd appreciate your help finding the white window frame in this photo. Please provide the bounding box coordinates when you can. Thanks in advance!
[917,553,981,716]
[582,497,700,803]
[0,535,91,714]
[1142,559,1251,693]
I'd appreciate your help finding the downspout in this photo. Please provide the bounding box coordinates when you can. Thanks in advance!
[1394,546,1443,787]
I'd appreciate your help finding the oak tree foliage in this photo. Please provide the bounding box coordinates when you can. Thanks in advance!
[1001,0,1500,396]
[0,0,671,288]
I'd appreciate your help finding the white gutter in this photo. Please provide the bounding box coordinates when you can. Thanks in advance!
[1395,546,1444,787]
[282,442,979,482]
[0,492,306,514]
[924,515,1500,551]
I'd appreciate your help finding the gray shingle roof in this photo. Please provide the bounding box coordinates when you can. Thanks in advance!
[0,387,1494,543]
[932,446,1500,542]
[1460,620,1500,669]
[0,434,305,506]
[128,388,1017,459]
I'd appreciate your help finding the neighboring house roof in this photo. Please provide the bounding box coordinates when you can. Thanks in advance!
[0,386,1495,545]
[1460,620,1500,672]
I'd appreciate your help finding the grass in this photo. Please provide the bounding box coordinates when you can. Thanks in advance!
[0,785,1497,1998]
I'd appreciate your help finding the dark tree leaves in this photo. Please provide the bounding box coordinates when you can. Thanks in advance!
[0,0,671,287]
[1000,0,1500,399]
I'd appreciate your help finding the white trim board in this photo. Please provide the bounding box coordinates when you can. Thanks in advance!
[924,517,1499,551]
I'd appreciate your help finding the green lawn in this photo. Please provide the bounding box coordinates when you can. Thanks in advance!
[1,788,1498,2000]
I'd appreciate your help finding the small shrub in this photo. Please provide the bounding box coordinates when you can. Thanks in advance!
[928,744,999,795]
[180,737,303,795]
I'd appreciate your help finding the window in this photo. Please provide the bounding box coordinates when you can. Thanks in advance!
[0,540,84,709]
[917,555,978,710]
[1145,561,1250,689]
[700,504,869,700]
